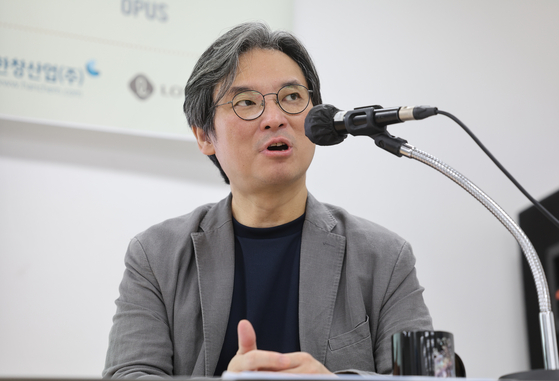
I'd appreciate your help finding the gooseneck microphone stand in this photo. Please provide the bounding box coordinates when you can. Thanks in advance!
[305,103,559,378]
[394,141,559,379]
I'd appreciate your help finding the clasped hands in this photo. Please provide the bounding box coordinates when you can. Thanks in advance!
[227,319,334,375]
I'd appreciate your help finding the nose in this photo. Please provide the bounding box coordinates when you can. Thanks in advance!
[260,94,286,130]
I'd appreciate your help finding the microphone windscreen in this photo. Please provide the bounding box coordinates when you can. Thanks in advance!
[304,104,347,146]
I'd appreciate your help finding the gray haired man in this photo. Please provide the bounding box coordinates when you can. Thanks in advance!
[103,22,432,378]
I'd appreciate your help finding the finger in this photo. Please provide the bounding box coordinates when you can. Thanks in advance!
[228,349,291,372]
[237,319,257,355]
[279,352,333,375]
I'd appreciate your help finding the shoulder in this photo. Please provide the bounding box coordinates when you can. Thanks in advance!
[136,203,213,244]
[309,195,407,249]
[325,202,397,235]
[132,195,231,255]
[307,194,413,267]
[121,196,232,288]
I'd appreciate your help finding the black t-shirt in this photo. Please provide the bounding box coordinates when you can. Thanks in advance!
[214,214,305,375]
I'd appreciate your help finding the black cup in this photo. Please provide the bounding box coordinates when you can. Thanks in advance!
[392,330,455,377]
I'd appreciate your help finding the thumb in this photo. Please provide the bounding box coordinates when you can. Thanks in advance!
[237,319,257,355]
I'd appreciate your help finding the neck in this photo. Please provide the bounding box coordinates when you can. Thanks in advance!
[230,182,308,228]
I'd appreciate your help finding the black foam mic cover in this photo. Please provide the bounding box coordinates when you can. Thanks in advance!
[304,104,347,146]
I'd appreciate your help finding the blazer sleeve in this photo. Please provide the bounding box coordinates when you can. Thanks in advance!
[374,240,433,374]
[333,240,433,376]
[103,237,172,378]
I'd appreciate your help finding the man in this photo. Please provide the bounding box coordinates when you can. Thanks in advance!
[103,22,432,378]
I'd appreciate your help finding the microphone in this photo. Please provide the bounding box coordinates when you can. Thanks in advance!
[304,104,438,146]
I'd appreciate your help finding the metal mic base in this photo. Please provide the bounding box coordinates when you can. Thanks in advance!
[500,369,559,380]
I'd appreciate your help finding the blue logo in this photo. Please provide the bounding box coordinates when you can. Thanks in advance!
[86,60,100,76]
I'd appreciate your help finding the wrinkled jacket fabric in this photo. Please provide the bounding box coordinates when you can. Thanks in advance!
[103,193,432,378]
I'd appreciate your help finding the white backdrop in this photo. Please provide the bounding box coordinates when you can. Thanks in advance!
[1,0,559,379]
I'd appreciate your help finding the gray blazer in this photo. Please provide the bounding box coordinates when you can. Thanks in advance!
[103,193,432,378]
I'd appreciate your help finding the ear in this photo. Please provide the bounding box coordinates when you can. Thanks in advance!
[192,126,216,156]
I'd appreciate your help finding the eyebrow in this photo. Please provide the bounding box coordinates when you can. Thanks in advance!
[226,80,304,97]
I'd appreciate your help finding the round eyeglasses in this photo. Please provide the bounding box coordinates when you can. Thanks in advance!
[214,84,313,121]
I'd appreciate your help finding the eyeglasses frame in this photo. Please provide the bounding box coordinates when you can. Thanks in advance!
[214,84,313,121]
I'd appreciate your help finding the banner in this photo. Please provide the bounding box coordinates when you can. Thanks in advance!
[0,0,293,139]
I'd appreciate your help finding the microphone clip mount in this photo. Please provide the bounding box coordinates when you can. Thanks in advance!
[335,105,409,157]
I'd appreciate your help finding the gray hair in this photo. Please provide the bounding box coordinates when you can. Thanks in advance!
[183,21,322,184]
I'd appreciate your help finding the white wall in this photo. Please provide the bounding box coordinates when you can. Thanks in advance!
[0,119,229,377]
[1,0,558,379]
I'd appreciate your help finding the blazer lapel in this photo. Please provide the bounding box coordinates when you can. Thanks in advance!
[299,194,346,363]
[189,193,345,372]
[191,196,235,376]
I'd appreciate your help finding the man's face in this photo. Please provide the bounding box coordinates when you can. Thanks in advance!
[201,49,316,194]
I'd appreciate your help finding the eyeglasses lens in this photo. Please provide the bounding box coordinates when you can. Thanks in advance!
[278,85,309,113]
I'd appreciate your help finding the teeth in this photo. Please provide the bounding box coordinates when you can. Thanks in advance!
[267,142,288,151]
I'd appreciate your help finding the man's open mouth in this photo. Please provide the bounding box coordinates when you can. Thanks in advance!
[267,142,289,151]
